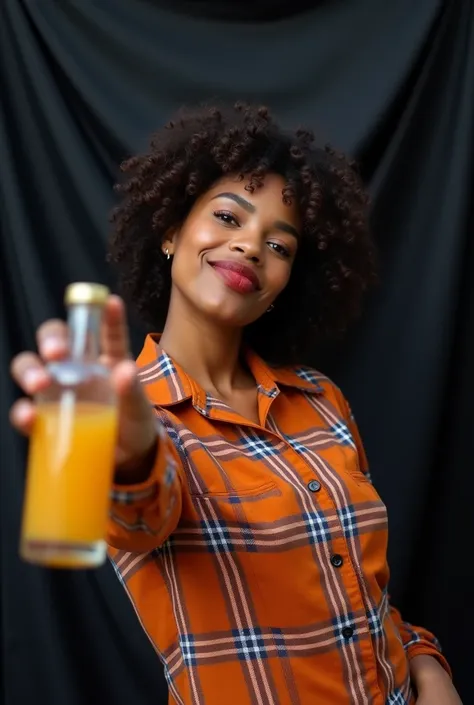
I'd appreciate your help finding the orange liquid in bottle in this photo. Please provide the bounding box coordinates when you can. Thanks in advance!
[21,397,117,568]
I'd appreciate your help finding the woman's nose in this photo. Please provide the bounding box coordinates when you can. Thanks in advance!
[229,232,262,263]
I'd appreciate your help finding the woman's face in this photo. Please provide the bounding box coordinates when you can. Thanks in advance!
[163,173,301,327]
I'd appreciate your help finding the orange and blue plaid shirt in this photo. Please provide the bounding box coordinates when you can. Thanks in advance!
[107,334,449,705]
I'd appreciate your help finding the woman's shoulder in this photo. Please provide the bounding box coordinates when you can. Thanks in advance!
[272,362,349,413]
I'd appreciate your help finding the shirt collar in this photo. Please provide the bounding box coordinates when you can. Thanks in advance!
[136,333,324,408]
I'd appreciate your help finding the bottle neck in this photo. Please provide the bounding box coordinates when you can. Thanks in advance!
[67,304,102,362]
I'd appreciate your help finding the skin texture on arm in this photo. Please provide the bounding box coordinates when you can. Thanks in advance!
[411,655,462,703]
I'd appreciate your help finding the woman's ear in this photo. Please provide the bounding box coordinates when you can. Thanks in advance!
[162,227,178,257]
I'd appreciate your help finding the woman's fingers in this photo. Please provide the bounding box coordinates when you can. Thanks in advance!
[100,296,132,365]
[10,398,36,436]
[12,318,69,395]
[36,319,69,360]
[10,352,50,395]
[10,299,136,443]
[111,360,152,420]
[110,360,158,465]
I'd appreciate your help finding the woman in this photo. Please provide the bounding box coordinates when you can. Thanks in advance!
[10,104,461,704]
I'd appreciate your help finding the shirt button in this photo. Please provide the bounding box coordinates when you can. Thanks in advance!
[342,626,354,639]
[330,554,343,568]
[308,480,321,492]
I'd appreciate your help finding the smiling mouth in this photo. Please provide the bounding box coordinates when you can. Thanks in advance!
[208,260,260,294]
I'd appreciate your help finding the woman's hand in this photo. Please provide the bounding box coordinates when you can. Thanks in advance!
[9,295,158,483]
[411,656,462,704]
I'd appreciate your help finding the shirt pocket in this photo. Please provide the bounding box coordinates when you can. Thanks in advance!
[190,480,280,501]
[188,477,284,533]
[184,446,282,500]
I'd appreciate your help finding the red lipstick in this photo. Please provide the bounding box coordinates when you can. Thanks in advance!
[209,260,260,294]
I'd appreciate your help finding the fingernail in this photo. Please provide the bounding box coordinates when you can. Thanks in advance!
[23,368,45,392]
[16,403,32,423]
[42,337,65,356]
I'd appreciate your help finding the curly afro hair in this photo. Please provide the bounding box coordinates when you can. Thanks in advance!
[109,103,377,366]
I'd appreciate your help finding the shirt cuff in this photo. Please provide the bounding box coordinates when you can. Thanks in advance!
[407,642,452,679]
[110,424,175,509]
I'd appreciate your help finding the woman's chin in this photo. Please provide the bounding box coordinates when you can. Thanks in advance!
[198,300,263,329]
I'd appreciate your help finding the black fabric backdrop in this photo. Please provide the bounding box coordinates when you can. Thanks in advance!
[1,1,472,703]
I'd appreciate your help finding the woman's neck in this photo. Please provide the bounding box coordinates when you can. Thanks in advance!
[159,303,252,394]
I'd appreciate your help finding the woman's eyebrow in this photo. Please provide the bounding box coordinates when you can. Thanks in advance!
[211,192,256,213]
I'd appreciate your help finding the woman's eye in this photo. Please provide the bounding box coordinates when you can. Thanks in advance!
[213,210,239,226]
[268,242,290,258]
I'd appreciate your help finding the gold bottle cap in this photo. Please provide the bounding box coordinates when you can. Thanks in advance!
[64,282,110,306]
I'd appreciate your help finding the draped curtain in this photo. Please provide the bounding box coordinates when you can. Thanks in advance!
[1,1,472,702]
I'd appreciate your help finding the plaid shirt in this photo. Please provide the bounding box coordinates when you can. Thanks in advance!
[108,334,449,705]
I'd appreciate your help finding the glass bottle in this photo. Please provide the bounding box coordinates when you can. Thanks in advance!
[20,283,118,569]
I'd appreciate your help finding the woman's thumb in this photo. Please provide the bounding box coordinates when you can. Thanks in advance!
[111,360,150,420]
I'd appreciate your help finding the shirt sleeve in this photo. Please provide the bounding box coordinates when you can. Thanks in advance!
[339,392,371,481]
[338,389,451,677]
[106,420,183,553]
[388,604,451,677]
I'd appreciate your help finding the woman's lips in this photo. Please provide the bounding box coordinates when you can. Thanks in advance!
[209,260,260,294]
